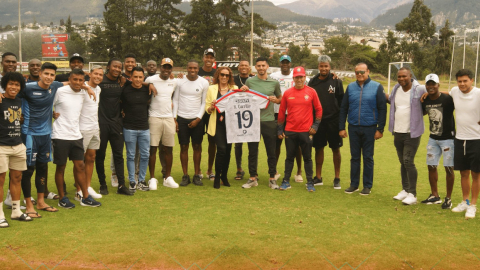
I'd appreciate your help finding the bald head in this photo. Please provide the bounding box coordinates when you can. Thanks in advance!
[28,58,42,79]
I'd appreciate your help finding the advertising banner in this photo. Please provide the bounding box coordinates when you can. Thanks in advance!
[42,34,69,58]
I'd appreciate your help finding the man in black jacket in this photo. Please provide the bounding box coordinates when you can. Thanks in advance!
[308,55,344,189]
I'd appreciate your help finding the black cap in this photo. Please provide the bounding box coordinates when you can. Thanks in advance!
[203,48,216,57]
[69,53,84,63]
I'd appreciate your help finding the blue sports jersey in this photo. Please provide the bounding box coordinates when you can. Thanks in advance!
[19,81,63,135]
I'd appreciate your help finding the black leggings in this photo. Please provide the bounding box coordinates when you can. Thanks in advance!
[21,162,47,198]
[214,122,232,188]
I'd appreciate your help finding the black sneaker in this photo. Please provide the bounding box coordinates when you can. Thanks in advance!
[360,187,371,196]
[58,196,75,209]
[344,186,359,194]
[116,185,134,196]
[442,197,452,209]
[180,175,191,186]
[333,178,341,190]
[312,176,323,186]
[80,195,102,207]
[421,194,441,204]
[129,181,137,192]
[137,181,150,191]
[99,185,109,195]
[193,175,203,186]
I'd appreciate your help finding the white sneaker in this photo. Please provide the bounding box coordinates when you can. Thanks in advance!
[111,174,119,187]
[75,191,83,202]
[87,187,102,199]
[274,173,281,180]
[393,190,408,201]
[402,193,417,205]
[242,179,258,189]
[465,205,477,219]
[149,178,159,190]
[452,201,469,213]
[294,174,304,183]
[163,176,179,189]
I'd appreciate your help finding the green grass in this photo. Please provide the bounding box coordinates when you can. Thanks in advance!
[2,79,480,269]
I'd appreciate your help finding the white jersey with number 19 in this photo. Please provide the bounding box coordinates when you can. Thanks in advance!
[215,90,269,144]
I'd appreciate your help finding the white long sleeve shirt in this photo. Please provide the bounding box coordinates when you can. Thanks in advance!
[173,76,209,119]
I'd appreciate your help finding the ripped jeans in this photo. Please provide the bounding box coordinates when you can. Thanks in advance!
[394,133,421,196]
[426,138,454,167]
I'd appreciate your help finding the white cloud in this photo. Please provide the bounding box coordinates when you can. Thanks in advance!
[24,11,40,15]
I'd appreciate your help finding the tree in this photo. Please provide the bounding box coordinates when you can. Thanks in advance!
[65,15,74,33]
[0,32,42,61]
[375,31,401,76]
[395,0,435,46]
[66,32,87,58]
[322,35,351,70]
[60,18,65,26]
[434,20,455,75]
[87,26,110,62]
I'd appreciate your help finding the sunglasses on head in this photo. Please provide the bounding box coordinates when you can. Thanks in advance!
[220,73,230,77]
[355,71,366,75]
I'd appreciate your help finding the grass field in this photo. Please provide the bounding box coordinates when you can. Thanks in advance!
[1,76,480,270]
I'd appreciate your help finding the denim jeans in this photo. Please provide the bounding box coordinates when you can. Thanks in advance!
[348,125,377,189]
[123,128,150,183]
[394,133,421,196]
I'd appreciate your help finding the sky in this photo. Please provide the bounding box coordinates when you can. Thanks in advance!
[268,0,297,4]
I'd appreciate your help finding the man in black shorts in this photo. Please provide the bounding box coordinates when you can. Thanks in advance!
[173,60,209,186]
[308,55,344,189]
[52,69,101,208]
[198,48,217,181]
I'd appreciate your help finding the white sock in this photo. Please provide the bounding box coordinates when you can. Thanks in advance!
[11,200,22,217]
[0,202,5,219]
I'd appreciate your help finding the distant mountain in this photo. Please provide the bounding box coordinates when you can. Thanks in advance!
[278,0,412,23]
[0,0,331,27]
[370,0,480,27]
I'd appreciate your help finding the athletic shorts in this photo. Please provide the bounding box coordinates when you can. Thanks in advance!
[426,138,454,167]
[149,117,175,147]
[177,116,204,145]
[21,133,52,166]
[0,144,27,173]
[203,113,210,134]
[313,118,343,149]
[52,139,85,165]
[81,129,101,151]
[454,139,480,172]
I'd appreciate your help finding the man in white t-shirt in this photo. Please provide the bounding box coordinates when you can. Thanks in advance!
[388,68,426,205]
[78,66,104,200]
[173,60,209,187]
[270,55,304,183]
[52,69,101,209]
[145,58,179,190]
[449,69,480,219]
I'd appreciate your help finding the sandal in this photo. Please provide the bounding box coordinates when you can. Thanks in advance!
[45,192,60,200]
[26,212,42,218]
[0,218,9,228]
[209,174,215,181]
[38,206,59,212]
[235,171,245,180]
[11,213,33,222]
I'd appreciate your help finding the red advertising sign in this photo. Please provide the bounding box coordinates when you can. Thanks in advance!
[42,34,69,58]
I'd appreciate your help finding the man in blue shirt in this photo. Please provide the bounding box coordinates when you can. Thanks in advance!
[339,63,387,195]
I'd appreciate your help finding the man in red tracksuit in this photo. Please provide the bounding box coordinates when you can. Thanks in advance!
[277,66,323,192]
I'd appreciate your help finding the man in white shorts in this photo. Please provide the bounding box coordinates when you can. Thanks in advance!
[146,58,179,189]
[78,66,104,199]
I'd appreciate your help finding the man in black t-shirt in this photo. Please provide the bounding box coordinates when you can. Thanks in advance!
[121,67,152,192]
[96,58,133,196]
[421,74,455,209]
[199,48,217,181]
[0,72,32,226]
[308,55,344,189]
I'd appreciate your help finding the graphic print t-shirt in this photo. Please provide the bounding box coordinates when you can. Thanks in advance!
[270,71,294,113]
[0,97,22,146]
[215,90,269,143]
[198,67,216,85]
[422,93,455,140]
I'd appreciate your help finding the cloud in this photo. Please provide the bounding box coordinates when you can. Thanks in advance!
[24,11,40,15]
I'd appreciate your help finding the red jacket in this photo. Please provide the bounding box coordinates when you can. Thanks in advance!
[278,85,322,132]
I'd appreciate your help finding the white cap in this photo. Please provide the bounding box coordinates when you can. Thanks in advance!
[425,74,439,84]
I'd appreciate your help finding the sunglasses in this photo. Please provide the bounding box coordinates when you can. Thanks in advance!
[220,73,230,77]
[355,71,366,75]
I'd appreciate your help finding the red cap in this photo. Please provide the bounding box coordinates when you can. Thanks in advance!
[292,66,305,77]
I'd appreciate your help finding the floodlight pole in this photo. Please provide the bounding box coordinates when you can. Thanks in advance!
[387,64,391,94]
[18,0,23,73]
[463,31,466,69]
[449,35,456,91]
[475,26,480,86]
[250,0,254,66]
